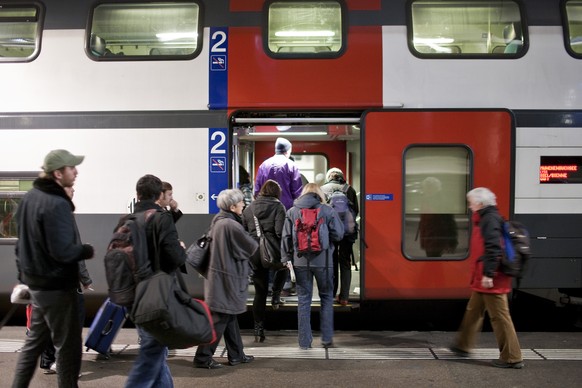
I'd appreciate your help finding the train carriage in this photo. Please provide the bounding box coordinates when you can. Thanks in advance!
[1,0,581,322]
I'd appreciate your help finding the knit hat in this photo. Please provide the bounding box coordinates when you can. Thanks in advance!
[275,137,292,154]
[326,167,344,182]
[42,149,85,173]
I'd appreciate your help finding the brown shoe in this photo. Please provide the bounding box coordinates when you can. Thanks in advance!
[492,359,524,369]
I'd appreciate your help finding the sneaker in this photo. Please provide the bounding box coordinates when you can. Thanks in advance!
[322,341,334,348]
[448,346,470,357]
[491,359,524,369]
[43,363,57,375]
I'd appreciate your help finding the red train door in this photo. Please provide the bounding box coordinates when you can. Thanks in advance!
[362,110,513,300]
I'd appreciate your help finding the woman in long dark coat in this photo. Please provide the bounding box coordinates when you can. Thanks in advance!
[193,189,258,369]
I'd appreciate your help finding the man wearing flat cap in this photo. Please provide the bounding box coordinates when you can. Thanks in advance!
[254,137,303,210]
[13,149,94,388]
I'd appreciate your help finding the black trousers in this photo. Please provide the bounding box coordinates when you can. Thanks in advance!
[252,266,288,323]
[40,291,86,369]
[13,288,82,388]
[333,239,354,301]
[194,312,245,363]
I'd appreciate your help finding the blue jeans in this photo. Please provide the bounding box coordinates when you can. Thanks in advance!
[295,266,334,348]
[125,326,173,388]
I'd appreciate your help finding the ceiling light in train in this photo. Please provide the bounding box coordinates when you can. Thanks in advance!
[413,37,454,44]
[276,126,291,131]
[247,132,327,137]
[275,31,335,37]
[156,32,198,41]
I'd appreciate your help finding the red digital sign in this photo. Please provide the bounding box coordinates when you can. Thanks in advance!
[540,156,582,184]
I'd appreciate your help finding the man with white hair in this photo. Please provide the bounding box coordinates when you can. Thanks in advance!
[254,137,303,210]
[450,187,524,369]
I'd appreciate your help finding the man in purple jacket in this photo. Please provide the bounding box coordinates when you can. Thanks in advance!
[254,137,303,210]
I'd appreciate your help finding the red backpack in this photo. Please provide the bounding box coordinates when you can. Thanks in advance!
[295,208,324,256]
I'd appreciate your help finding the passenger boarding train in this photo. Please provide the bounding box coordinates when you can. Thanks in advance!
[1,0,581,322]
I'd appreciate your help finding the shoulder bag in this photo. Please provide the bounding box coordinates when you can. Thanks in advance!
[253,213,283,269]
[130,215,217,349]
[130,271,216,349]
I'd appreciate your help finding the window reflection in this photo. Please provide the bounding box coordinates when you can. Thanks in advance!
[403,147,471,260]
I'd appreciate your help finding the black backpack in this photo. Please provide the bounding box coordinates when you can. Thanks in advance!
[104,209,158,307]
[500,220,531,278]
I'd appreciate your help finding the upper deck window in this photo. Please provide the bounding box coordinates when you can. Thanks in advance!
[264,0,346,58]
[0,2,44,62]
[87,1,203,60]
[563,0,582,58]
[408,1,527,58]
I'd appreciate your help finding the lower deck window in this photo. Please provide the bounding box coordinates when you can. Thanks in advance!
[0,176,34,241]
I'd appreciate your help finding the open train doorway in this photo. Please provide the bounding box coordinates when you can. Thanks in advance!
[231,111,362,308]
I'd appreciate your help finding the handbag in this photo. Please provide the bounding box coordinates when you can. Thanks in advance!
[186,233,211,278]
[253,214,283,269]
[130,271,216,349]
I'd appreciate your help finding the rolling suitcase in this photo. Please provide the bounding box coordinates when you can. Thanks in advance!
[85,298,127,358]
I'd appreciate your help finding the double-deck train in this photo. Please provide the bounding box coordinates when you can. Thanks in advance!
[1,0,581,322]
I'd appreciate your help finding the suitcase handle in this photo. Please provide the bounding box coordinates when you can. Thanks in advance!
[101,320,114,336]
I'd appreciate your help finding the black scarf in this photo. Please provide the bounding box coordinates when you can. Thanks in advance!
[33,178,75,212]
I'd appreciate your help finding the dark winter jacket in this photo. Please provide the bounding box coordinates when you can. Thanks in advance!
[470,206,512,294]
[241,195,286,264]
[15,178,93,291]
[205,210,258,314]
[281,192,344,268]
[131,200,186,274]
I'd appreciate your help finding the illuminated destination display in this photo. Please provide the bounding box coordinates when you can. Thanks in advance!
[539,156,582,184]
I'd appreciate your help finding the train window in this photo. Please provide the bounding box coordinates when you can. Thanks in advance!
[0,176,34,241]
[408,1,528,58]
[86,1,203,60]
[403,146,471,260]
[563,0,582,58]
[0,2,44,63]
[263,0,347,58]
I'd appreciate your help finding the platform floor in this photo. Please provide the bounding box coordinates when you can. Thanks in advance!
[1,327,582,388]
